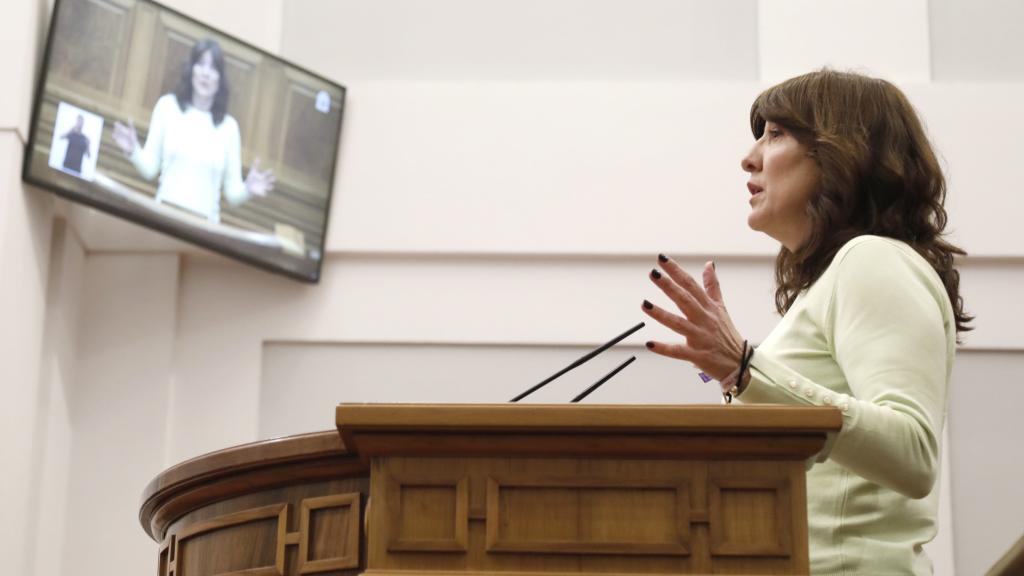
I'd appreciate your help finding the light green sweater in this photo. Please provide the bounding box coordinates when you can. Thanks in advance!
[740,235,955,575]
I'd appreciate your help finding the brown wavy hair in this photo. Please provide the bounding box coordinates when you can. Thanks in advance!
[749,69,972,337]
[173,38,230,126]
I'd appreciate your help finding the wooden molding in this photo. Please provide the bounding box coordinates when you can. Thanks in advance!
[337,404,843,436]
[344,432,828,460]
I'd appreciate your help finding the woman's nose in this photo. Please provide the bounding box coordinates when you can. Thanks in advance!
[740,146,760,173]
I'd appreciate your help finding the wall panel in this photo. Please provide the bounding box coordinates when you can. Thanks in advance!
[948,351,1024,575]
[59,254,180,576]
[757,0,931,82]
[930,0,1024,81]
[282,0,759,81]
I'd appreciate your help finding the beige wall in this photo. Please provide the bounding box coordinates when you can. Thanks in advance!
[1,3,53,575]
[0,136,55,576]
[3,1,1023,575]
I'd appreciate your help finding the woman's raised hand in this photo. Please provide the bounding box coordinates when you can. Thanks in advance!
[642,255,746,380]
[111,120,139,156]
[244,158,276,197]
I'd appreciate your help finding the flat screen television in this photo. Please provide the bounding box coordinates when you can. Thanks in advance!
[23,0,345,282]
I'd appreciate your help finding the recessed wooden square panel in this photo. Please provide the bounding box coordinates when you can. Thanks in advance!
[387,477,469,552]
[298,493,361,573]
[486,477,690,555]
[308,505,353,556]
[709,478,792,557]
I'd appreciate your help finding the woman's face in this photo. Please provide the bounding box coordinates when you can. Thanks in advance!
[191,50,221,101]
[740,121,820,251]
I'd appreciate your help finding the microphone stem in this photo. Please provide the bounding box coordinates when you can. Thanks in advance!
[571,356,636,403]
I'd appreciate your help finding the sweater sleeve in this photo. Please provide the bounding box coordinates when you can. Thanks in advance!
[221,117,250,206]
[130,95,172,181]
[739,238,950,499]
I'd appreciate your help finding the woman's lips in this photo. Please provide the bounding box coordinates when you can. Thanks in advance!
[748,183,764,205]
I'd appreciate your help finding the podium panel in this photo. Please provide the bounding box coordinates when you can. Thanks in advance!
[365,456,805,574]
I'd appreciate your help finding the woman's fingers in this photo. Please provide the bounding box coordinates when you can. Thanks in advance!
[644,340,698,362]
[658,255,714,309]
[641,299,697,337]
[245,164,277,196]
[649,267,707,322]
[703,260,724,304]
[643,254,745,380]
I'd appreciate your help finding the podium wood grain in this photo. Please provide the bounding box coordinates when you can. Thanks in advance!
[337,404,841,576]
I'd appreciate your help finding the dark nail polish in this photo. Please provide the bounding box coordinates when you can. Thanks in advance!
[712,260,716,270]
[658,253,669,263]
[650,269,662,280]
[645,341,655,349]
[643,300,653,310]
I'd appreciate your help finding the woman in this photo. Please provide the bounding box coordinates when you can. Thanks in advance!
[112,38,274,223]
[642,69,971,575]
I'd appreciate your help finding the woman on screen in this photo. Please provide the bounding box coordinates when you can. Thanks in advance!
[641,69,970,574]
[112,38,274,223]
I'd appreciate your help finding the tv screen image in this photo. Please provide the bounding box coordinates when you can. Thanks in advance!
[24,0,346,282]
[48,102,105,181]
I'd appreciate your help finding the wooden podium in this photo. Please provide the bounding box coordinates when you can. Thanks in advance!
[140,404,840,576]
[337,404,840,576]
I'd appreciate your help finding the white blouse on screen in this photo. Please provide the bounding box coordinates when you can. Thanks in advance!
[130,94,249,222]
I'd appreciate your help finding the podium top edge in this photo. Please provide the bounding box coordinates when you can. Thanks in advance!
[335,403,842,433]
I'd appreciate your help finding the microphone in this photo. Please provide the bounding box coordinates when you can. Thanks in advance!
[570,355,636,403]
[509,321,645,402]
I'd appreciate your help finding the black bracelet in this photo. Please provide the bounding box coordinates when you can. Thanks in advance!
[723,340,748,404]
[736,341,754,397]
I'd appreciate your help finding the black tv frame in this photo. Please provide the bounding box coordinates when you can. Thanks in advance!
[23,0,346,283]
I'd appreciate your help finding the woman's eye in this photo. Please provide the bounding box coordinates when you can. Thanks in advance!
[768,129,783,139]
